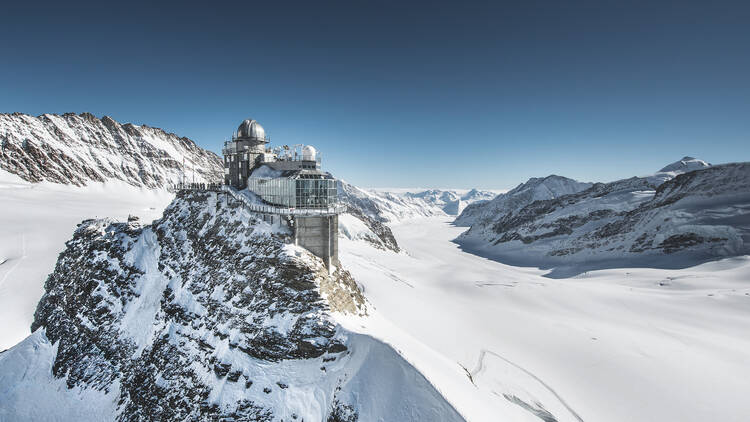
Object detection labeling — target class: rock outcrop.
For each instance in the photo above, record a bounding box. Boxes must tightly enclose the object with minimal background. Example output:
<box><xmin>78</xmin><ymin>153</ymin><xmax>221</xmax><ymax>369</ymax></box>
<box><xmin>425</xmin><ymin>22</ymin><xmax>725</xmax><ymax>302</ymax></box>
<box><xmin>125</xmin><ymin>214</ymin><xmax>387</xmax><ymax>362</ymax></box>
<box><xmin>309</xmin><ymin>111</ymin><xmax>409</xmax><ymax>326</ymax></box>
<box><xmin>0</xmin><ymin>191</ymin><xmax>463</xmax><ymax>421</ymax></box>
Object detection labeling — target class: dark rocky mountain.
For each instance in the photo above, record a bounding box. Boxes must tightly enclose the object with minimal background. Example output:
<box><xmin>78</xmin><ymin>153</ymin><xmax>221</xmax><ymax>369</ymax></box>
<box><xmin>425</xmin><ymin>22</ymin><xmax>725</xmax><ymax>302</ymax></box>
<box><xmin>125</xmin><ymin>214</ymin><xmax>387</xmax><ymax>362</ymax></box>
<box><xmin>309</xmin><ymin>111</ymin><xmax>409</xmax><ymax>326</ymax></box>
<box><xmin>0</xmin><ymin>112</ymin><xmax>223</xmax><ymax>188</ymax></box>
<box><xmin>0</xmin><ymin>191</ymin><xmax>463</xmax><ymax>421</ymax></box>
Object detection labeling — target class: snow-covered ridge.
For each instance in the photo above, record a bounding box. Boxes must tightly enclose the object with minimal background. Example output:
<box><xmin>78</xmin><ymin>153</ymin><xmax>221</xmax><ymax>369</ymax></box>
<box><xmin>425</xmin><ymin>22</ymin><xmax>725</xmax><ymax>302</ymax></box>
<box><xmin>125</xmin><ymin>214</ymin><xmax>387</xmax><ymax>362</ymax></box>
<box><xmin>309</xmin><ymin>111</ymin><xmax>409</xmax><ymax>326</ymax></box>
<box><xmin>659</xmin><ymin>156</ymin><xmax>711</xmax><ymax>174</ymax></box>
<box><xmin>456</xmin><ymin>159</ymin><xmax>750</xmax><ymax>275</ymax></box>
<box><xmin>0</xmin><ymin>191</ymin><xmax>462</xmax><ymax>421</ymax></box>
<box><xmin>0</xmin><ymin>112</ymin><xmax>223</xmax><ymax>188</ymax></box>
<box><xmin>455</xmin><ymin>175</ymin><xmax>593</xmax><ymax>227</ymax></box>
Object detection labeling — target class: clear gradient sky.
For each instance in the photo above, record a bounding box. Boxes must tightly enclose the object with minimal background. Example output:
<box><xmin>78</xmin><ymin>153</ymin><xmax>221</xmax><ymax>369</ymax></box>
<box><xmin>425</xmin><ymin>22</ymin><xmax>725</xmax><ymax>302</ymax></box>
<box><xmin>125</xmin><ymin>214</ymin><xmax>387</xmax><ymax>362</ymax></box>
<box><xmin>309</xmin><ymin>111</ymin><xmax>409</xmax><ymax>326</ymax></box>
<box><xmin>1</xmin><ymin>1</ymin><xmax>748</xmax><ymax>189</ymax></box>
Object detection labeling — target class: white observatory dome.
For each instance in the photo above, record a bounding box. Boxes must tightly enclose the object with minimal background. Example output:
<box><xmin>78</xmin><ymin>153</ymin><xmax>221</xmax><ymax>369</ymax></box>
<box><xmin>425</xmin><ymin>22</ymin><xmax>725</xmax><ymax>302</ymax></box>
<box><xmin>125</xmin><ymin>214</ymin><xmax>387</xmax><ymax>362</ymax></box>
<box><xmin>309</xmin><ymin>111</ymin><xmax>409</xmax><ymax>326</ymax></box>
<box><xmin>236</xmin><ymin>119</ymin><xmax>266</xmax><ymax>141</ymax></box>
<box><xmin>302</xmin><ymin>145</ymin><xmax>317</xmax><ymax>161</ymax></box>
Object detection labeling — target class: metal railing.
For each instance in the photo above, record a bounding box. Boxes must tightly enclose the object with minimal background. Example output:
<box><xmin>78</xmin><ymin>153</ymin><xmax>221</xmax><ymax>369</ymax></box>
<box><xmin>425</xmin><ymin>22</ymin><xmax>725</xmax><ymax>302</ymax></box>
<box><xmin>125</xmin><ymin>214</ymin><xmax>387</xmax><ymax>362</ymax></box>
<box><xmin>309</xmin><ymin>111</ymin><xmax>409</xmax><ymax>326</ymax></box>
<box><xmin>222</xmin><ymin>185</ymin><xmax>344</xmax><ymax>216</ymax></box>
<box><xmin>175</xmin><ymin>183</ymin><xmax>344</xmax><ymax>216</ymax></box>
<box><xmin>175</xmin><ymin>182</ymin><xmax>223</xmax><ymax>192</ymax></box>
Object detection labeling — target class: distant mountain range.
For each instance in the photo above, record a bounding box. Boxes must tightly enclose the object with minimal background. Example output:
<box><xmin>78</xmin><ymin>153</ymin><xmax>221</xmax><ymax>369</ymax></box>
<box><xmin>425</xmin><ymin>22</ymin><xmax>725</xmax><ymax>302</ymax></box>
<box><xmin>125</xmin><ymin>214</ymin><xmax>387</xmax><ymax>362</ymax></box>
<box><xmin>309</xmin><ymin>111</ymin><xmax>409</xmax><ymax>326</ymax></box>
<box><xmin>454</xmin><ymin>157</ymin><xmax>750</xmax><ymax>275</ymax></box>
<box><xmin>0</xmin><ymin>112</ymin><xmax>223</xmax><ymax>188</ymax></box>
<box><xmin>336</xmin><ymin>182</ymin><xmax>497</xmax><ymax>251</ymax></box>
<box><xmin>403</xmin><ymin>188</ymin><xmax>497</xmax><ymax>215</ymax></box>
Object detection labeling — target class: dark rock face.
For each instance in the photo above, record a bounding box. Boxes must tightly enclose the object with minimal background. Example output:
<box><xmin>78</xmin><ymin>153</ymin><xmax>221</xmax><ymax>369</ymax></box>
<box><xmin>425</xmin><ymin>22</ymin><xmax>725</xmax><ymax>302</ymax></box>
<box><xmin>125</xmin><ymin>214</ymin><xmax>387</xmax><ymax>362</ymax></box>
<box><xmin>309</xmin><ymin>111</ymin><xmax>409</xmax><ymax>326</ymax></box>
<box><xmin>344</xmin><ymin>206</ymin><xmax>401</xmax><ymax>252</ymax></box>
<box><xmin>31</xmin><ymin>191</ymin><xmax>365</xmax><ymax>420</ymax></box>
<box><xmin>0</xmin><ymin>112</ymin><xmax>223</xmax><ymax>188</ymax></box>
<box><xmin>335</xmin><ymin>182</ymin><xmax>401</xmax><ymax>252</ymax></box>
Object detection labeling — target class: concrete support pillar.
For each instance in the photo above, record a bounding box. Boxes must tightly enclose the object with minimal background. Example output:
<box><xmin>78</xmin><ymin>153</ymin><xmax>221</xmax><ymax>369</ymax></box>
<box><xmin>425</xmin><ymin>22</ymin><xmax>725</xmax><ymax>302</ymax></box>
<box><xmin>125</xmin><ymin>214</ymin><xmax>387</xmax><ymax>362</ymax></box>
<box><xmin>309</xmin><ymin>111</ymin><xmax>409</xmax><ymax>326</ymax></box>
<box><xmin>293</xmin><ymin>215</ymin><xmax>339</xmax><ymax>272</ymax></box>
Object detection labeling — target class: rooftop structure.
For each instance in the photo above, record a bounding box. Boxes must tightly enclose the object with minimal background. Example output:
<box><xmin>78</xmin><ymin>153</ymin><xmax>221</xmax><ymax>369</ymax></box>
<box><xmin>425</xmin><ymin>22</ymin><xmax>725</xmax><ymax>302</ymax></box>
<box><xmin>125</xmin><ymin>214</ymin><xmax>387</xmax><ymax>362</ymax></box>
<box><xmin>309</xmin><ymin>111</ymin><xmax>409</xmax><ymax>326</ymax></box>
<box><xmin>222</xmin><ymin>118</ymin><xmax>341</xmax><ymax>269</ymax></box>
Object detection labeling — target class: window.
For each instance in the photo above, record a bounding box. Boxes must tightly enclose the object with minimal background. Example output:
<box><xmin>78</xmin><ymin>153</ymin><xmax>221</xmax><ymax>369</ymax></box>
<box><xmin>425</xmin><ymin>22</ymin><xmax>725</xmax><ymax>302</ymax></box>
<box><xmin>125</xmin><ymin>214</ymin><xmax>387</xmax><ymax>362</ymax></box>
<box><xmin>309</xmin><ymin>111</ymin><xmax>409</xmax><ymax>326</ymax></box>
<box><xmin>246</xmin><ymin>177</ymin><xmax>337</xmax><ymax>209</ymax></box>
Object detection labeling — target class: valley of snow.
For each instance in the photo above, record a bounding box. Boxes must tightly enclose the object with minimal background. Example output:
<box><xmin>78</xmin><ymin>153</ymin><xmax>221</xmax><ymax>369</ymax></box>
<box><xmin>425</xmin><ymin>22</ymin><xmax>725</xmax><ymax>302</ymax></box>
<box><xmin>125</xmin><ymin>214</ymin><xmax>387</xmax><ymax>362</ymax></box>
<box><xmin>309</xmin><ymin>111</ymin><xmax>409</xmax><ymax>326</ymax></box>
<box><xmin>337</xmin><ymin>217</ymin><xmax>750</xmax><ymax>422</ymax></box>
<box><xmin>0</xmin><ymin>170</ymin><xmax>174</xmax><ymax>350</ymax></box>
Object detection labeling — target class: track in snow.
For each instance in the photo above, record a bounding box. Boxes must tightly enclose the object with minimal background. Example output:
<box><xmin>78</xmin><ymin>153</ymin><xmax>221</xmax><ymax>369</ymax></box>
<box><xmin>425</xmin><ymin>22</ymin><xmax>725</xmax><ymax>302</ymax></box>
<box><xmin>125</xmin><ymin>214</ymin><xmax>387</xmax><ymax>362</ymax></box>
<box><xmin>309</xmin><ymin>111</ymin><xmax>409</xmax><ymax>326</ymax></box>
<box><xmin>467</xmin><ymin>348</ymin><xmax>584</xmax><ymax>422</ymax></box>
<box><xmin>0</xmin><ymin>234</ymin><xmax>26</xmax><ymax>289</ymax></box>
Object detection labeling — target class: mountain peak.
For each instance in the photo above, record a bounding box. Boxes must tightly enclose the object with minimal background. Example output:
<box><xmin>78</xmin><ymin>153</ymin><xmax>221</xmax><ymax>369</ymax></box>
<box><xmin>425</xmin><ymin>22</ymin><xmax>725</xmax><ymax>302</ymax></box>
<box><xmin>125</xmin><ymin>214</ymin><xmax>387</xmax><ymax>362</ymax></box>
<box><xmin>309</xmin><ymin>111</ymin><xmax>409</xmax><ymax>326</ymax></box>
<box><xmin>658</xmin><ymin>157</ymin><xmax>711</xmax><ymax>174</ymax></box>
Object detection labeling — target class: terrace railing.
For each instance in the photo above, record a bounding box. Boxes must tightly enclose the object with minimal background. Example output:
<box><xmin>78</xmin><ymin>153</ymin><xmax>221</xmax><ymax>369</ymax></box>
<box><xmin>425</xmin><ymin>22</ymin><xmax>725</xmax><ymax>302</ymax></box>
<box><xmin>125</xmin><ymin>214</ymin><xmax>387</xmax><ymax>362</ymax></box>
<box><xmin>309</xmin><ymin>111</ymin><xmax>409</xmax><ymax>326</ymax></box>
<box><xmin>175</xmin><ymin>183</ymin><xmax>344</xmax><ymax>216</ymax></box>
<box><xmin>222</xmin><ymin>185</ymin><xmax>344</xmax><ymax>216</ymax></box>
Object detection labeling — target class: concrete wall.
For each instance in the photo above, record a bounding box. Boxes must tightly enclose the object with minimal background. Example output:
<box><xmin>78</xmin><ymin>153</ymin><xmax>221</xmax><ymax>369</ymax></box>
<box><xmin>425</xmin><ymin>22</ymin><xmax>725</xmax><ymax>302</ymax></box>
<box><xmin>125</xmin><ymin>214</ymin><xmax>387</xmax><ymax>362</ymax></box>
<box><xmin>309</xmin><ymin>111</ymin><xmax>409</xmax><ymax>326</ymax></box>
<box><xmin>294</xmin><ymin>215</ymin><xmax>339</xmax><ymax>270</ymax></box>
<box><xmin>225</xmin><ymin>150</ymin><xmax>262</xmax><ymax>188</ymax></box>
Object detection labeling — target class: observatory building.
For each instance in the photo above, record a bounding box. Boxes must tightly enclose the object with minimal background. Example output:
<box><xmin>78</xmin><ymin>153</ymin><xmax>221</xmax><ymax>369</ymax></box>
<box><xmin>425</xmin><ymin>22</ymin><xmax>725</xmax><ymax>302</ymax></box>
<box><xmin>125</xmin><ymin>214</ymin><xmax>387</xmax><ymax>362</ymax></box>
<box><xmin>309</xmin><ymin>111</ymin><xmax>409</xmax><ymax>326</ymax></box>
<box><xmin>222</xmin><ymin>118</ymin><xmax>340</xmax><ymax>269</ymax></box>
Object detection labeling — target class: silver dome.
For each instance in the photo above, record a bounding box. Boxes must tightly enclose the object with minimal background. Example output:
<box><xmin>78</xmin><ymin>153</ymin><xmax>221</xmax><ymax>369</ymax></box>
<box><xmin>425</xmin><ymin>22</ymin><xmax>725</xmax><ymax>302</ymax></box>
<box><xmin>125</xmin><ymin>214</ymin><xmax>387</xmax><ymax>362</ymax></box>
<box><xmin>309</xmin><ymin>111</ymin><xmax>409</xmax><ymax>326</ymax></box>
<box><xmin>236</xmin><ymin>119</ymin><xmax>266</xmax><ymax>141</ymax></box>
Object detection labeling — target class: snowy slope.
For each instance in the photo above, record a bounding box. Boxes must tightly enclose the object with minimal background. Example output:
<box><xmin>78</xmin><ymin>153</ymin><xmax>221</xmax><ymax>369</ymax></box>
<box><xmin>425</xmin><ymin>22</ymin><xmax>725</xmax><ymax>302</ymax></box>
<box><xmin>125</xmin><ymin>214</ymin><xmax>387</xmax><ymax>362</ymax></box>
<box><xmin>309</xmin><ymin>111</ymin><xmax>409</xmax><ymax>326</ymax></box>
<box><xmin>0</xmin><ymin>112</ymin><xmax>223</xmax><ymax>188</ymax></box>
<box><xmin>338</xmin><ymin>217</ymin><xmax>750</xmax><ymax>422</ymax></box>
<box><xmin>0</xmin><ymin>170</ymin><xmax>174</xmax><ymax>350</ymax></box>
<box><xmin>0</xmin><ymin>191</ymin><xmax>463</xmax><ymax>421</ymax></box>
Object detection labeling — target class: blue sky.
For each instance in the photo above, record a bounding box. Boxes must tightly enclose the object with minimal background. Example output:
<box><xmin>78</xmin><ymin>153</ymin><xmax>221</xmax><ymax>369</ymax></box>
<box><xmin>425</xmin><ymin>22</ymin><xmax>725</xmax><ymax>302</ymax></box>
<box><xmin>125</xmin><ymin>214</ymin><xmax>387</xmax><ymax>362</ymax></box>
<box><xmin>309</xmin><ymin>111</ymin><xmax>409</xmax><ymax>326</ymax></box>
<box><xmin>1</xmin><ymin>1</ymin><xmax>748</xmax><ymax>189</ymax></box>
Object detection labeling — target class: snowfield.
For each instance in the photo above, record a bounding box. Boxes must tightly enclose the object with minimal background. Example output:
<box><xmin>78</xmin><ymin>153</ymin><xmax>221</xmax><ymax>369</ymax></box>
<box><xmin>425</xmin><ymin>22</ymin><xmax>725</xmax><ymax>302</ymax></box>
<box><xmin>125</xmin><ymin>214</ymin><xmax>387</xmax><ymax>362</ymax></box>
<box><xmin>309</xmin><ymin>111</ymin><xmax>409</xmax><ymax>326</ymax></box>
<box><xmin>337</xmin><ymin>216</ymin><xmax>750</xmax><ymax>422</ymax></box>
<box><xmin>0</xmin><ymin>170</ymin><xmax>174</xmax><ymax>350</ymax></box>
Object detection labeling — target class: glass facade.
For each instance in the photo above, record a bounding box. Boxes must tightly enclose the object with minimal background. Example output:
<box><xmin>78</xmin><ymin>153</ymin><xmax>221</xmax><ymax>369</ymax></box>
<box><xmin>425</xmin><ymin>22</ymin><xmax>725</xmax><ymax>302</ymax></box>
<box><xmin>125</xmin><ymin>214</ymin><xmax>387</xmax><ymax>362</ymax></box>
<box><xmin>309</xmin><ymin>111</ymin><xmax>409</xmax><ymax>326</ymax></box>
<box><xmin>247</xmin><ymin>176</ymin><xmax>337</xmax><ymax>209</ymax></box>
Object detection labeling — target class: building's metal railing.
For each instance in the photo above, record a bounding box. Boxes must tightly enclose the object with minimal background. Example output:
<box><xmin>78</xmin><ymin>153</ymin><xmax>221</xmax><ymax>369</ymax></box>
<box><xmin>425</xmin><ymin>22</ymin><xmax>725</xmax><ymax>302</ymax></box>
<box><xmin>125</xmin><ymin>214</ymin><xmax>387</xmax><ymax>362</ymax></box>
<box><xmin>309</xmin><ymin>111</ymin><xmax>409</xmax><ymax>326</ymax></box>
<box><xmin>174</xmin><ymin>182</ymin><xmax>223</xmax><ymax>192</ymax></box>
<box><xmin>223</xmin><ymin>185</ymin><xmax>344</xmax><ymax>216</ymax></box>
<box><xmin>222</xmin><ymin>144</ymin><xmax>257</xmax><ymax>155</ymax></box>
<box><xmin>175</xmin><ymin>183</ymin><xmax>344</xmax><ymax>216</ymax></box>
